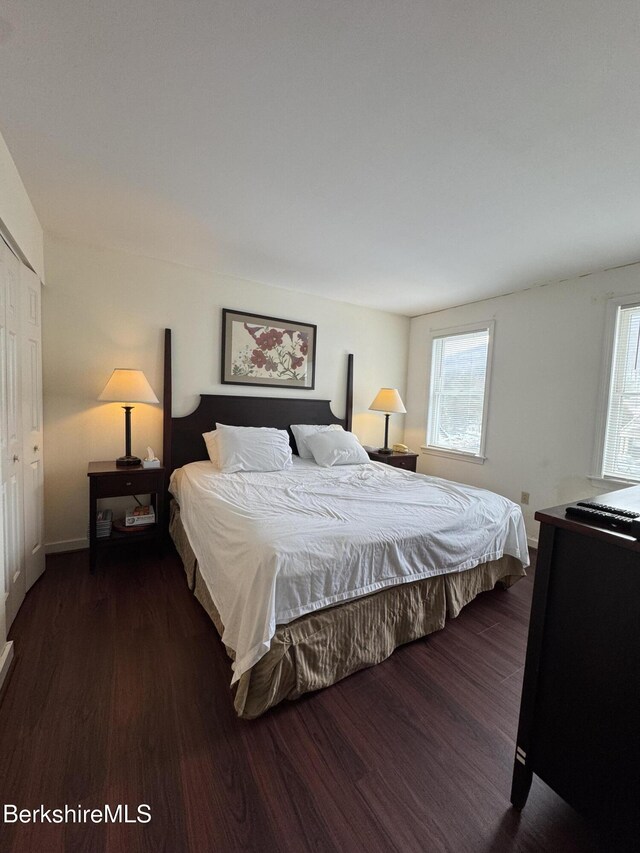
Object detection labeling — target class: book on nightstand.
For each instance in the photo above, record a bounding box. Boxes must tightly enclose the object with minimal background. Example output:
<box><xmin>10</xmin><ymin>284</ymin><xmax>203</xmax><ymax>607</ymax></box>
<box><xmin>88</xmin><ymin>508</ymin><xmax>113</xmax><ymax>539</ymax></box>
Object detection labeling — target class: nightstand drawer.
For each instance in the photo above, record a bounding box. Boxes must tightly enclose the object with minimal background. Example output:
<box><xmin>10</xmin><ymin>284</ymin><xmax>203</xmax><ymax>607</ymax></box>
<box><xmin>366</xmin><ymin>449</ymin><xmax>418</xmax><ymax>472</ymax></box>
<box><xmin>92</xmin><ymin>471</ymin><xmax>161</xmax><ymax>498</ymax></box>
<box><xmin>392</xmin><ymin>455</ymin><xmax>416</xmax><ymax>470</ymax></box>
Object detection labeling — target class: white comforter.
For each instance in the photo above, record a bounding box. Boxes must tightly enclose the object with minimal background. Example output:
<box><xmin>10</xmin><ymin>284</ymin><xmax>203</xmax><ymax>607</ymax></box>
<box><xmin>170</xmin><ymin>458</ymin><xmax>528</xmax><ymax>684</ymax></box>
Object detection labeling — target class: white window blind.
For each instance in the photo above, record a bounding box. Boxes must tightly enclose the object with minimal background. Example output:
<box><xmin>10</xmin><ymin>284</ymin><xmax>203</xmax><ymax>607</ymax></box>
<box><xmin>427</xmin><ymin>326</ymin><xmax>491</xmax><ymax>457</ymax></box>
<box><xmin>602</xmin><ymin>302</ymin><xmax>640</xmax><ymax>481</ymax></box>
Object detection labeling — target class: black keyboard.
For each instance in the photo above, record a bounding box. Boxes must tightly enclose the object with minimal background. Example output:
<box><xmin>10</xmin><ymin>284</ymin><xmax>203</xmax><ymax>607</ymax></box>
<box><xmin>576</xmin><ymin>501</ymin><xmax>640</xmax><ymax>519</ymax></box>
<box><xmin>565</xmin><ymin>505</ymin><xmax>640</xmax><ymax>537</ymax></box>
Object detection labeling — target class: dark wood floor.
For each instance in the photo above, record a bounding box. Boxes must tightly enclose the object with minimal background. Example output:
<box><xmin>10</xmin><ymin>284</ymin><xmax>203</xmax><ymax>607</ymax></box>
<box><xmin>0</xmin><ymin>547</ymin><xmax>606</xmax><ymax>853</ymax></box>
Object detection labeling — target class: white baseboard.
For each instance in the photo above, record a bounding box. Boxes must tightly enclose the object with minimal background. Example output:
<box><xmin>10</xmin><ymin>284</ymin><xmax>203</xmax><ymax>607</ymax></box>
<box><xmin>527</xmin><ymin>535</ymin><xmax>539</xmax><ymax>550</ymax></box>
<box><xmin>45</xmin><ymin>538</ymin><xmax>88</xmax><ymax>554</ymax></box>
<box><xmin>0</xmin><ymin>641</ymin><xmax>14</xmax><ymax>693</ymax></box>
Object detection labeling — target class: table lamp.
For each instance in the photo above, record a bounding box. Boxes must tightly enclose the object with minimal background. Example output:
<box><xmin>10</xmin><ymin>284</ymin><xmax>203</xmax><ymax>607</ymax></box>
<box><xmin>98</xmin><ymin>369</ymin><xmax>159</xmax><ymax>466</ymax></box>
<box><xmin>369</xmin><ymin>388</ymin><xmax>406</xmax><ymax>454</ymax></box>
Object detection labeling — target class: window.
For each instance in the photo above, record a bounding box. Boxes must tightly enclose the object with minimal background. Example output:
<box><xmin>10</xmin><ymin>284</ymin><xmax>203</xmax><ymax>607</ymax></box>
<box><xmin>598</xmin><ymin>297</ymin><xmax>640</xmax><ymax>483</ymax></box>
<box><xmin>424</xmin><ymin>322</ymin><xmax>494</xmax><ymax>463</ymax></box>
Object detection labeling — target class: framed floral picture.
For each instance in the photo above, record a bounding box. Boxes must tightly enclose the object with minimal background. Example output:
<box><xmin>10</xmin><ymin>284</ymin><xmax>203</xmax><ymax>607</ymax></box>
<box><xmin>221</xmin><ymin>309</ymin><xmax>317</xmax><ymax>389</ymax></box>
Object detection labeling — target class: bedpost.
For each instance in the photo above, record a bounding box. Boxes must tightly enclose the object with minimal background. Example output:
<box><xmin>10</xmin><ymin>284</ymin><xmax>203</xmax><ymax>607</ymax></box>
<box><xmin>345</xmin><ymin>353</ymin><xmax>353</xmax><ymax>432</ymax></box>
<box><xmin>162</xmin><ymin>328</ymin><xmax>172</xmax><ymax>533</ymax></box>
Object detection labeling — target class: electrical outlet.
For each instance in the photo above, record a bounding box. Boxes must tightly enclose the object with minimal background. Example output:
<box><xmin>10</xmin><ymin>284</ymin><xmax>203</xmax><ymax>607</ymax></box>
<box><xmin>520</xmin><ymin>491</ymin><xmax>530</xmax><ymax>505</ymax></box>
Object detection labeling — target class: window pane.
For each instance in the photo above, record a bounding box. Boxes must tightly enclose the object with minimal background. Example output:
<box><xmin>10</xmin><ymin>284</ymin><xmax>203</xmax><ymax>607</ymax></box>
<box><xmin>602</xmin><ymin>304</ymin><xmax>640</xmax><ymax>480</ymax></box>
<box><xmin>428</xmin><ymin>328</ymin><xmax>490</xmax><ymax>455</ymax></box>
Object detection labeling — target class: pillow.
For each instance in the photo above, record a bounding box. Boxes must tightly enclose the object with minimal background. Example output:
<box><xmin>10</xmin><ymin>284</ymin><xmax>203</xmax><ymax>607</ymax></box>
<box><xmin>202</xmin><ymin>429</ymin><xmax>220</xmax><ymax>467</ymax></box>
<box><xmin>214</xmin><ymin>424</ymin><xmax>293</xmax><ymax>473</ymax></box>
<box><xmin>290</xmin><ymin>423</ymin><xmax>343</xmax><ymax>458</ymax></box>
<box><xmin>305</xmin><ymin>430</ymin><xmax>369</xmax><ymax>467</ymax></box>
<box><xmin>202</xmin><ymin>423</ymin><xmax>287</xmax><ymax>469</ymax></box>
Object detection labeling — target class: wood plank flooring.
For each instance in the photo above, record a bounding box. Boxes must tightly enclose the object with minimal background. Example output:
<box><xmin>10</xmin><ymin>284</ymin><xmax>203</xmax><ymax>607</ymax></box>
<box><xmin>0</xmin><ymin>547</ymin><xmax>607</xmax><ymax>853</ymax></box>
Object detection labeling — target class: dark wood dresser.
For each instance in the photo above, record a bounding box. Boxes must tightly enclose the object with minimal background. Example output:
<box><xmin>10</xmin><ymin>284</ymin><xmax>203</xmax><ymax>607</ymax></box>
<box><xmin>511</xmin><ymin>485</ymin><xmax>640</xmax><ymax>848</ymax></box>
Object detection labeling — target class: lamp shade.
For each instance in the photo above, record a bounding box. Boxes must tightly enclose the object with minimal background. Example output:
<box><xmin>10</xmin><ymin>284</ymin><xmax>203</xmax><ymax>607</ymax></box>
<box><xmin>369</xmin><ymin>388</ymin><xmax>406</xmax><ymax>414</ymax></box>
<box><xmin>98</xmin><ymin>369</ymin><xmax>159</xmax><ymax>404</ymax></box>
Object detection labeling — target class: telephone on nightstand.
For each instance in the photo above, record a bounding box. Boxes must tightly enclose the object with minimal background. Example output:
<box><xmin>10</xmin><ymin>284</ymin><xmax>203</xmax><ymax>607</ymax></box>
<box><xmin>392</xmin><ymin>443</ymin><xmax>409</xmax><ymax>453</ymax></box>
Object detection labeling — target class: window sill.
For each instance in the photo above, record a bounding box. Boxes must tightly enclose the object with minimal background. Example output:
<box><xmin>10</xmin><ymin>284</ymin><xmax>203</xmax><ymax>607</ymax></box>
<box><xmin>420</xmin><ymin>446</ymin><xmax>486</xmax><ymax>465</ymax></box>
<box><xmin>588</xmin><ymin>474</ymin><xmax>640</xmax><ymax>490</ymax></box>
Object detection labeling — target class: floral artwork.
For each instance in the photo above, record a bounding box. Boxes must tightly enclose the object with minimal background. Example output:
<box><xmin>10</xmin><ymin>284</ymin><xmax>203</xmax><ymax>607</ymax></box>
<box><xmin>221</xmin><ymin>310</ymin><xmax>316</xmax><ymax>388</ymax></box>
<box><xmin>235</xmin><ymin>324</ymin><xmax>307</xmax><ymax>379</ymax></box>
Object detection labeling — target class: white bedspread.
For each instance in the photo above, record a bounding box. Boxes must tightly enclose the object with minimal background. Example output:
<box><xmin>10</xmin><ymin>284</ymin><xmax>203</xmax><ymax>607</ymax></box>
<box><xmin>170</xmin><ymin>458</ymin><xmax>529</xmax><ymax>684</ymax></box>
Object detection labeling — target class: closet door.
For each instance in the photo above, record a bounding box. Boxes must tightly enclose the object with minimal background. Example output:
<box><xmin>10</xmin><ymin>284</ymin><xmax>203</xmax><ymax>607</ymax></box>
<box><xmin>0</xmin><ymin>241</ymin><xmax>6</xmax><ymax>633</ymax></box>
<box><xmin>0</xmin><ymin>240</ymin><xmax>25</xmax><ymax>629</ymax></box>
<box><xmin>21</xmin><ymin>264</ymin><xmax>44</xmax><ymax>590</ymax></box>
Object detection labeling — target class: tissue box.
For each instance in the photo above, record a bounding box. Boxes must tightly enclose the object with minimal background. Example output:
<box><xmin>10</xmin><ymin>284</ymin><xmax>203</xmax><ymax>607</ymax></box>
<box><xmin>125</xmin><ymin>506</ymin><xmax>155</xmax><ymax>526</ymax></box>
<box><xmin>142</xmin><ymin>459</ymin><xmax>160</xmax><ymax>468</ymax></box>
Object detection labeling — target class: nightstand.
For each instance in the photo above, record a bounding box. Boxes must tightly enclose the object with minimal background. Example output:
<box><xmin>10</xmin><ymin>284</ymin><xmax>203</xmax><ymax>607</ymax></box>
<box><xmin>366</xmin><ymin>449</ymin><xmax>419</xmax><ymax>472</ymax></box>
<box><xmin>87</xmin><ymin>461</ymin><xmax>165</xmax><ymax>572</ymax></box>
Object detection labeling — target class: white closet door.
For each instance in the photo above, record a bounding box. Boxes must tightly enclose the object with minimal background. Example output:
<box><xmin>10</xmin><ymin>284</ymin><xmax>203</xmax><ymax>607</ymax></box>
<box><xmin>0</xmin><ymin>240</ymin><xmax>25</xmax><ymax>629</ymax></box>
<box><xmin>0</xmin><ymin>241</ymin><xmax>6</xmax><ymax>637</ymax></box>
<box><xmin>21</xmin><ymin>264</ymin><xmax>44</xmax><ymax>590</ymax></box>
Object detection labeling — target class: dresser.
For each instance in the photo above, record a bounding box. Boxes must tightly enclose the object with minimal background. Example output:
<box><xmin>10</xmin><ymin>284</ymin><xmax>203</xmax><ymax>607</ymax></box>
<box><xmin>511</xmin><ymin>485</ymin><xmax>640</xmax><ymax>847</ymax></box>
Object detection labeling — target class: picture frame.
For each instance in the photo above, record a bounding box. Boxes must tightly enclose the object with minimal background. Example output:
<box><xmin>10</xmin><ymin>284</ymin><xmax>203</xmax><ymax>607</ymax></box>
<box><xmin>221</xmin><ymin>309</ymin><xmax>317</xmax><ymax>389</ymax></box>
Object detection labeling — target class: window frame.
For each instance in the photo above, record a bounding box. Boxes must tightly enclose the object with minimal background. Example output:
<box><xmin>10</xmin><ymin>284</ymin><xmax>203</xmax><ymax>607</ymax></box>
<box><xmin>592</xmin><ymin>293</ymin><xmax>640</xmax><ymax>487</ymax></box>
<box><xmin>422</xmin><ymin>320</ymin><xmax>495</xmax><ymax>465</ymax></box>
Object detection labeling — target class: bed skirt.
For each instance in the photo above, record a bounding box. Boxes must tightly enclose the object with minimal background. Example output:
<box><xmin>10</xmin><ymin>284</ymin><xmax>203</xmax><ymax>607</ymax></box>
<box><xmin>170</xmin><ymin>500</ymin><xmax>526</xmax><ymax>718</ymax></box>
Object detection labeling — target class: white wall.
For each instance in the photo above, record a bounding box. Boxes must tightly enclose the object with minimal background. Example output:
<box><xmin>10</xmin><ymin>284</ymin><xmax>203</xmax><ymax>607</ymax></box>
<box><xmin>0</xmin><ymin>131</ymin><xmax>44</xmax><ymax>283</ymax></box>
<box><xmin>404</xmin><ymin>264</ymin><xmax>640</xmax><ymax>544</ymax></box>
<box><xmin>43</xmin><ymin>234</ymin><xmax>410</xmax><ymax>549</ymax></box>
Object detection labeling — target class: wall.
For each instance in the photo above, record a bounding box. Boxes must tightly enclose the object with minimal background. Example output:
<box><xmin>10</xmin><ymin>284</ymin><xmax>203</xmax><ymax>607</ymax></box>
<box><xmin>0</xmin><ymin>131</ymin><xmax>44</xmax><ymax>283</ymax></box>
<box><xmin>43</xmin><ymin>234</ymin><xmax>410</xmax><ymax>549</ymax></box>
<box><xmin>404</xmin><ymin>263</ymin><xmax>640</xmax><ymax>544</ymax></box>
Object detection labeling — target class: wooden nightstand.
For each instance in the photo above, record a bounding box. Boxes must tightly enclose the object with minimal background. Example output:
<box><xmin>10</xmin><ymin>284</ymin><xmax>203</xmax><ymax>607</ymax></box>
<box><xmin>366</xmin><ymin>449</ymin><xmax>419</xmax><ymax>472</ymax></box>
<box><xmin>87</xmin><ymin>461</ymin><xmax>165</xmax><ymax>572</ymax></box>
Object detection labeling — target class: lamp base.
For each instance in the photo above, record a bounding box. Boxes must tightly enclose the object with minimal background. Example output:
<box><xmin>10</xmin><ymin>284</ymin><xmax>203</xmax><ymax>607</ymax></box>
<box><xmin>377</xmin><ymin>447</ymin><xmax>393</xmax><ymax>455</ymax></box>
<box><xmin>116</xmin><ymin>455</ymin><xmax>141</xmax><ymax>467</ymax></box>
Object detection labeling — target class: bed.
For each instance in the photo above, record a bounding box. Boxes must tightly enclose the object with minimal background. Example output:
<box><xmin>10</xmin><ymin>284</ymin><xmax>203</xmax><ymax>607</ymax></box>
<box><xmin>162</xmin><ymin>330</ymin><xmax>529</xmax><ymax>718</ymax></box>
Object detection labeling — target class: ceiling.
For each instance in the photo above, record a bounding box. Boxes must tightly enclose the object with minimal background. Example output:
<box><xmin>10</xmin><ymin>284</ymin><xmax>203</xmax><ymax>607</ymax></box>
<box><xmin>1</xmin><ymin>1</ymin><xmax>639</xmax><ymax>316</ymax></box>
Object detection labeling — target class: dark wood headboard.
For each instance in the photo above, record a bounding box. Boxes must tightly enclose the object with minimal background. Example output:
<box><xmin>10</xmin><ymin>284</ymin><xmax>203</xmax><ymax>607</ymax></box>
<box><xmin>162</xmin><ymin>328</ymin><xmax>353</xmax><ymax>490</ymax></box>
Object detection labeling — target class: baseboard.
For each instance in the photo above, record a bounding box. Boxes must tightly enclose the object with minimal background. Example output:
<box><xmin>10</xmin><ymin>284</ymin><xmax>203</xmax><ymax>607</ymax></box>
<box><xmin>0</xmin><ymin>641</ymin><xmax>14</xmax><ymax>695</ymax></box>
<box><xmin>527</xmin><ymin>535</ymin><xmax>539</xmax><ymax>550</ymax></box>
<box><xmin>45</xmin><ymin>538</ymin><xmax>88</xmax><ymax>554</ymax></box>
